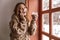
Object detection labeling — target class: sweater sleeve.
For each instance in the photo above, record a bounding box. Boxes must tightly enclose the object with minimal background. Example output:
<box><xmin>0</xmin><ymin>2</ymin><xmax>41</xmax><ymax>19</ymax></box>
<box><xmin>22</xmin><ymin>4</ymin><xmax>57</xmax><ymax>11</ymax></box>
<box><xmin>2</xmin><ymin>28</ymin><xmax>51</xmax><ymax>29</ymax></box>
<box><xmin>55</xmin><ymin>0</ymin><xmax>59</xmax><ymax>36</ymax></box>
<box><xmin>27</xmin><ymin>20</ymin><xmax>37</xmax><ymax>35</ymax></box>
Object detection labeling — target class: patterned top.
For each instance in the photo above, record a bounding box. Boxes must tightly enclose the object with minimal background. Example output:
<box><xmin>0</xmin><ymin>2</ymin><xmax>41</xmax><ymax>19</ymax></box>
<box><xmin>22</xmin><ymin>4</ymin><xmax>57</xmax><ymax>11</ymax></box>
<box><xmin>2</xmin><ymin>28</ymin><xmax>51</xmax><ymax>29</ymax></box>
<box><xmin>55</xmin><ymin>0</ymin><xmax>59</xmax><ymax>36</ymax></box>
<box><xmin>9</xmin><ymin>14</ymin><xmax>37</xmax><ymax>40</ymax></box>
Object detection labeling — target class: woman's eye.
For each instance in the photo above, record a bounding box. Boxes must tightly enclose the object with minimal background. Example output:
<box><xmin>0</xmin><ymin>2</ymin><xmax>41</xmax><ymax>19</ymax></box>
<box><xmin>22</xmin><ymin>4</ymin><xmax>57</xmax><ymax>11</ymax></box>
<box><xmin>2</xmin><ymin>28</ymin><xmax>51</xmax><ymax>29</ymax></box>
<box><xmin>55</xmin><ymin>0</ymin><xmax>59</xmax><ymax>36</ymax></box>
<box><xmin>23</xmin><ymin>12</ymin><xmax>25</xmax><ymax>13</ymax></box>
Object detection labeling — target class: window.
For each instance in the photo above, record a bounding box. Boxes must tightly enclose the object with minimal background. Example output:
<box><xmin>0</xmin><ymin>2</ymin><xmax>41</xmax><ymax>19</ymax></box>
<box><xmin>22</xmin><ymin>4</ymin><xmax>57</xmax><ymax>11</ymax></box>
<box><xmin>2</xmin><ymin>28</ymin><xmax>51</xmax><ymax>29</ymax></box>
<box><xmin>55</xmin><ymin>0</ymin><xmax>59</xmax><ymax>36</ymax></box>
<box><xmin>42</xmin><ymin>0</ymin><xmax>49</xmax><ymax>11</ymax></box>
<box><xmin>42</xmin><ymin>13</ymin><xmax>49</xmax><ymax>33</ymax></box>
<box><xmin>52</xmin><ymin>0</ymin><xmax>60</xmax><ymax>8</ymax></box>
<box><xmin>52</xmin><ymin>11</ymin><xmax>60</xmax><ymax>38</ymax></box>
<box><xmin>39</xmin><ymin>0</ymin><xmax>60</xmax><ymax>40</ymax></box>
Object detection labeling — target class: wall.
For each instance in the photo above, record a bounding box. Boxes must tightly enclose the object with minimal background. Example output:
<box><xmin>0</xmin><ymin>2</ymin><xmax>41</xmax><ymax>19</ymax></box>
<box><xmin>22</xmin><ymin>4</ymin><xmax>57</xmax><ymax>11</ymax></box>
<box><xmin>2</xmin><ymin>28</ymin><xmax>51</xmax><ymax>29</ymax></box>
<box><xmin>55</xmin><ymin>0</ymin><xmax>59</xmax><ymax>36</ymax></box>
<box><xmin>0</xmin><ymin>0</ymin><xmax>25</xmax><ymax>40</ymax></box>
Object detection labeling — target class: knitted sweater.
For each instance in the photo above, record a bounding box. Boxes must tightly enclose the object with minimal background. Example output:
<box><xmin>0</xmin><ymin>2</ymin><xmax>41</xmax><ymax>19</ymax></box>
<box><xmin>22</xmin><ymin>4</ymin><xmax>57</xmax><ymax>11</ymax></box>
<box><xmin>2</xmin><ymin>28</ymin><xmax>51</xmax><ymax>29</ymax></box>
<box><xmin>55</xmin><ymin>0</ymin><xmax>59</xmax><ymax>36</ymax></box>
<box><xmin>9</xmin><ymin>14</ymin><xmax>37</xmax><ymax>40</ymax></box>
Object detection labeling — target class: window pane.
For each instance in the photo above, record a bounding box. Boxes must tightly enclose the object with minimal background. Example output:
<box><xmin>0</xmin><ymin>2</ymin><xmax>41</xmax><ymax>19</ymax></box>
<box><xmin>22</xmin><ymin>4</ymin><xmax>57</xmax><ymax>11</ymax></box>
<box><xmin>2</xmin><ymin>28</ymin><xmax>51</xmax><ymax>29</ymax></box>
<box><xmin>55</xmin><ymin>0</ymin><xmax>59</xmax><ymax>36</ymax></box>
<box><xmin>42</xmin><ymin>13</ymin><xmax>49</xmax><ymax>33</ymax></box>
<box><xmin>52</xmin><ymin>11</ymin><xmax>60</xmax><ymax>38</ymax></box>
<box><xmin>42</xmin><ymin>0</ymin><xmax>49</xmax><ymax>11</ymax></box>
<box><xmin>52</xmin><ymin>0</ymin><xmax>60</xmax><ymax>8</ymax></box>
<box><xmin>42</xmin><ymin>34</ymin><xmax>49</xmax><ymax>40</ymax></box>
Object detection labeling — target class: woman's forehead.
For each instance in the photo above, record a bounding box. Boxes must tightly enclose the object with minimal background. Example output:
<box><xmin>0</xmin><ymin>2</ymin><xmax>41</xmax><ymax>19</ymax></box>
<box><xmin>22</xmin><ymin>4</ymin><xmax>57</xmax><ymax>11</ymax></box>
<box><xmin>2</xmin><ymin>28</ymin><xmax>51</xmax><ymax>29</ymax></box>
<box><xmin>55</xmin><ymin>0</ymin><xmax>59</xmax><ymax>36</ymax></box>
<box><xmin>19</xmin><ymin>4</ymin><xmax>25</xmax><ymax>8</ymax></box>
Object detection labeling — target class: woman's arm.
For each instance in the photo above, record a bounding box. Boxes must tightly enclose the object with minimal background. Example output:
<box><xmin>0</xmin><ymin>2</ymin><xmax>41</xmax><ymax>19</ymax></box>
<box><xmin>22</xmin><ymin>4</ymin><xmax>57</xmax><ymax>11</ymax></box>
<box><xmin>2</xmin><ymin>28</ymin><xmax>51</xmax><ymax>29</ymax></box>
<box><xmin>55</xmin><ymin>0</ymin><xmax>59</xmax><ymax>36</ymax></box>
<box><xmin>27</xmin><ymin>13</ymin><xmax>38</xmax><ymax>35</ymax></box>
<box><xmin>27</xmin><ymin>20</ymin><xmax>37</xmax><ymax>35</ymax></box>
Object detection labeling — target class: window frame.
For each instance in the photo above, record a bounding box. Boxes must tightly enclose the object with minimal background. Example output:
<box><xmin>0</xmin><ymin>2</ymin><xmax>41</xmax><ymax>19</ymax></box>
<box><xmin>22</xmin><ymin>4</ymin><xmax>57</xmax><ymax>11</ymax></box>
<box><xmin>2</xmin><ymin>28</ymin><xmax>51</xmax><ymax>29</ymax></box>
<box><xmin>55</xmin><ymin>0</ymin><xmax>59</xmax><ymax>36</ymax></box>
<box><xmin>38</xmin><ymin>0</ymin><xmax>60</xmax><ymax>40</ymax></box>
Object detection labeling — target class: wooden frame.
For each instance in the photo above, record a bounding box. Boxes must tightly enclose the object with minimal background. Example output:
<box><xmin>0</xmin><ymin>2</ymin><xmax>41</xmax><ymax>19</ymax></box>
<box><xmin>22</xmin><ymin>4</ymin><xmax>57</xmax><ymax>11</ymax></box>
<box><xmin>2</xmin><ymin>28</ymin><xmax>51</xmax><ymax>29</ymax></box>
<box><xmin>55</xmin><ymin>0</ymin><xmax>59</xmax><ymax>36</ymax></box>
<box><xmin>38</xmin><ymin>0</ymin><xmax>60</xmax><ymax>40</ymax></box>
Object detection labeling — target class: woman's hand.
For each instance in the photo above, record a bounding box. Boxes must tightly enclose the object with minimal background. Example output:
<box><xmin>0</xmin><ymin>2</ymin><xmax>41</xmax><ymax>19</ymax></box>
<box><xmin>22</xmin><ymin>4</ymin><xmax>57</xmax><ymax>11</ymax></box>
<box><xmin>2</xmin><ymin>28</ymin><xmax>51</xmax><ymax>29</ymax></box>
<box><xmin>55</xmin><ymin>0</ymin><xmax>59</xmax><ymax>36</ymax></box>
<box><xmin>32</xmin><ymin>12</ymin><xmax>38</xmax><ymax>21</ymax></box>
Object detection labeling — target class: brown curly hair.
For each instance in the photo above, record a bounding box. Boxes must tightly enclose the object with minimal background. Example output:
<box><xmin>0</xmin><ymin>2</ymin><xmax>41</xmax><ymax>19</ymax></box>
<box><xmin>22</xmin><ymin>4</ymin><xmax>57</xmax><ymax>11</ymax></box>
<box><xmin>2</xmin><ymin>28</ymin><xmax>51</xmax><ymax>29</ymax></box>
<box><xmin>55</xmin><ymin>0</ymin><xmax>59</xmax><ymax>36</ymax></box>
<box><xmin>13</xmin><ymin>2</ymin><xmax>30</xmax><ymax>22</ymax></box>
<box><xmin>14</xmin><ymin>2</ymin><xmax>26</xmax><ymax>15</ymax></box>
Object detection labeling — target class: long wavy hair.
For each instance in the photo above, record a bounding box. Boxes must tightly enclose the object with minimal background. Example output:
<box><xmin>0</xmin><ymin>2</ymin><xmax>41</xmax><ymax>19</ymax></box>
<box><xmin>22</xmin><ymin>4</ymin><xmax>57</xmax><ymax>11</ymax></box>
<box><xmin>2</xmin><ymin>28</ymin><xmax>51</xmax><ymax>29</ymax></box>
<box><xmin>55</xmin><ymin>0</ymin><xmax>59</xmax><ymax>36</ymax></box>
<box><xmin>14</xmin><ymin>2</ymin><xmax>30</xmax><ymax>22</ymax></box>
<box><xmin>14</xmin><ymin>2</ymin><xmax>26</xmax><ymax>15</ymax></box>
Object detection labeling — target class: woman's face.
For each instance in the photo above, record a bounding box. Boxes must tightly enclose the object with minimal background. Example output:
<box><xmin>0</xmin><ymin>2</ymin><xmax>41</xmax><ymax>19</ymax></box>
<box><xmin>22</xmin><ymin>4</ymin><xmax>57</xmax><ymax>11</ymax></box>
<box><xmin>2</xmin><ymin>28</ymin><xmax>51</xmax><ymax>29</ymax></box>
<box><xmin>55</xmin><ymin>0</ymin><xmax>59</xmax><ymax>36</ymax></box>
<box><xmin>18</xmin><ymin>4</ymin><xmax>27</xmax><ymax>16</ymax></box>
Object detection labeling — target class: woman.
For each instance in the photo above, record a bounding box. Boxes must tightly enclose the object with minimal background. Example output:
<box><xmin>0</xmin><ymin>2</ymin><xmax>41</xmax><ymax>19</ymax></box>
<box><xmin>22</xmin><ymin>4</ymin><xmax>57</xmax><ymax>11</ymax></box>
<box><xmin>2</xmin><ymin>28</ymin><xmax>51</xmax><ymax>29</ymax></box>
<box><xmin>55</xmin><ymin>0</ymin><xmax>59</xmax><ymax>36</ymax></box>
<box><xmin>9</xmin><ymin>2</ymin><xmax>38</xmax><ymax>40</ymax></box>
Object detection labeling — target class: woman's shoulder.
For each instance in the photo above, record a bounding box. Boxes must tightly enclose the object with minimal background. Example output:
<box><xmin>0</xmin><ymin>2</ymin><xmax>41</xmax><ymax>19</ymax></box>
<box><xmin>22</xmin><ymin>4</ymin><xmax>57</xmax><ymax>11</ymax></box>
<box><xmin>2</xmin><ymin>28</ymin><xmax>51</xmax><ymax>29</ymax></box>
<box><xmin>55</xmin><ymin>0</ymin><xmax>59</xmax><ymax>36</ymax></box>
<box><xmin>11</xmin><ymin>13</ymin><xmax>18</xmax><ymax>19</ymax></box>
